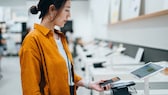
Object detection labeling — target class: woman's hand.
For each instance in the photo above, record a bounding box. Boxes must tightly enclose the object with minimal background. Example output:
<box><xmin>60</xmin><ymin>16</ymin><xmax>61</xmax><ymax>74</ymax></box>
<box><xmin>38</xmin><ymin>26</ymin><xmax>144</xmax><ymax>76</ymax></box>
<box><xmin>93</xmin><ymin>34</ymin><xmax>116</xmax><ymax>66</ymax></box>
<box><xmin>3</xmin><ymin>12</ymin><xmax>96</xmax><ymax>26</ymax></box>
<box><xmin>89</xmin><ymin>80</ymin><xmax>112</xmax><ymax>92</ymax></box>
<box><xmin>76</xmin><ymin>79</ymin><xmax>112</xmax><ymax>92</ymax></box>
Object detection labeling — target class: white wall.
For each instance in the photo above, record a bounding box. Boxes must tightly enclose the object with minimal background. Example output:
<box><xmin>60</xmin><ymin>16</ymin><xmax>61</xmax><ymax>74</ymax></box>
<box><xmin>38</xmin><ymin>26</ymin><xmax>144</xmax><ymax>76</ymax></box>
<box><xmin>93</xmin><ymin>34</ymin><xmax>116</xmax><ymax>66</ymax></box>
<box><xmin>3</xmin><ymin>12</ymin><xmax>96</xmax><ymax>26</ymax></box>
<box><xmin>0</xmin><ymin>0</ymin><xmax>26</xmax><ymax>7</ymax></box>
<box><xmin>90</xmin><ymin>0</ymin><xmax>168</xmax><ymax>50</ymax></box>
<box><xmin>71</xmin><ymin>1</ymin><xmax>92</xmax><ymax>42</ymax></box>
<box><xmin>26</xmin><ymin>1</ymin><xmax>40</xmax><ymax>28</ymax></box>
<box><xmin>88</xmin><ymin>0</ymin><xmax>110</xmax><ymax>41</ymax></box>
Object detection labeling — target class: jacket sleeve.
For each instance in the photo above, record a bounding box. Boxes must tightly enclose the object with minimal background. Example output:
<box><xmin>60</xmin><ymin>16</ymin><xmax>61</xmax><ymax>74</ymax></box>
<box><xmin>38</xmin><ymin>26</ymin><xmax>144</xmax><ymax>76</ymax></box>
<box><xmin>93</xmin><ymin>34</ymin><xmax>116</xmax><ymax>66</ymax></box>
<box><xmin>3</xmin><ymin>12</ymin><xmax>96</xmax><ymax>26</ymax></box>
<box><xmin>19</xmin><ymin>40</ymin><xmax>42</xmax><ymax>95</ymax></box>
<box><xmin>74</xmin><ymin>72</ymin><xmax>82</xmax><ymax>83</ymax></box>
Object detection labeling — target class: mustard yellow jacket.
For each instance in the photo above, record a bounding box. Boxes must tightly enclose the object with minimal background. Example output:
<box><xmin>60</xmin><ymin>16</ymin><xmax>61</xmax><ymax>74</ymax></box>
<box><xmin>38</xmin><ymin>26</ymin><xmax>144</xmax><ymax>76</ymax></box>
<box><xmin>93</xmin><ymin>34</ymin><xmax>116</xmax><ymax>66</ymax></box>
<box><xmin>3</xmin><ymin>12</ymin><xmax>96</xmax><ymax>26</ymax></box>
<box><xmin>19</xmin><ymin>24</ymin><xmax>82</xmax><ymax>95</ymax></box>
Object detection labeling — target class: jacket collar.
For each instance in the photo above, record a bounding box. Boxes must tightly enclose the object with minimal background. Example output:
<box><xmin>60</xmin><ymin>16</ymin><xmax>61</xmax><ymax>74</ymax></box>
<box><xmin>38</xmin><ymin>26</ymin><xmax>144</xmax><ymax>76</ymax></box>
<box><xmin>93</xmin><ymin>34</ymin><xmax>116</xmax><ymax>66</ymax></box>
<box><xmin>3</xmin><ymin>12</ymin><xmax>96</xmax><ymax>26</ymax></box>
<box><xmin>34</xmin><ymin>23</ymin><xmax>51</xmax><ymax>36</ymax></box>
<box><xmin>34</xmin><ymin>23</ymin><xmax>65</xmax><ymax>37</ymax></box>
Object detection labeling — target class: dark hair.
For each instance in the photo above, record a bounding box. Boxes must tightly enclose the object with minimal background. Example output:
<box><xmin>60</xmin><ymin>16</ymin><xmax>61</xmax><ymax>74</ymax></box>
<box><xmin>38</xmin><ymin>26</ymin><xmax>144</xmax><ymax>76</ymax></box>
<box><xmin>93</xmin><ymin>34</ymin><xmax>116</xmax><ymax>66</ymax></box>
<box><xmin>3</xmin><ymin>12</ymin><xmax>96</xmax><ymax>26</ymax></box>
<box><xmin>29</xmin><ymin>0</ymin><xmax>67</xmax><ymax>19</ymax></box>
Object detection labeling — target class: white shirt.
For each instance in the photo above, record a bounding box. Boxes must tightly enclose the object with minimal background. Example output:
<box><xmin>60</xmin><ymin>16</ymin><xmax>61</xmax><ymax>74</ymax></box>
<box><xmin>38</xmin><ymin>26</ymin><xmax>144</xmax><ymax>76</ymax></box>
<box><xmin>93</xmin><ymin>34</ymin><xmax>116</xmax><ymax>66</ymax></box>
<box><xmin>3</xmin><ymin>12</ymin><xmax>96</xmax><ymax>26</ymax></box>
<box><xmin>55</xmin><ymin>37</ymin><xmax>74</xmax><ymax>86</ymax></box>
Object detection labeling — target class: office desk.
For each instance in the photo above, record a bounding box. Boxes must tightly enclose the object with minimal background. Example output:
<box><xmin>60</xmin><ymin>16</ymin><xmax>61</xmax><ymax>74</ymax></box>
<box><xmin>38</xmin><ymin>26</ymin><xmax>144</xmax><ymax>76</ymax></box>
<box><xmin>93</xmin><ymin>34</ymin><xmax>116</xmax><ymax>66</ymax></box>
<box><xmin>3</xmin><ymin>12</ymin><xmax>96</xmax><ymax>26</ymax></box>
<box><xmin>81</xmin><ymin>54</ymin><xmax>142</xmax><ymax>79</ymax></box>
<box><xmin>108</xmin><ymin>54</ymin><xmax>140</xmax><ymax>65</ymax></box>
<box><xmin>78</xmin><ymin>52</ymin><xmax>143</xmax><ymax>81</ymax></box>
<box><xmin>76</xmin><ymin>43</ymin><xmax>168</xmax><ymax>95</ymax></box>
<box><xmin>89</xmin><ymin>65</ymin><xmax>168</xmax><ymax>95</ymax></box>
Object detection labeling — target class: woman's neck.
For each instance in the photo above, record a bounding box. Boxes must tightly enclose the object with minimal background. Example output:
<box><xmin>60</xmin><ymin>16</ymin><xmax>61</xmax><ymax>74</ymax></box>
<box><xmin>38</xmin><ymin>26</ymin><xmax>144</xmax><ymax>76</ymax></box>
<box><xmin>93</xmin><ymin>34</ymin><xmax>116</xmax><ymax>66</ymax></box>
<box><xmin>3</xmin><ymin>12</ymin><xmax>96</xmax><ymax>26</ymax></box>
<box><xmin>40</xmin><ymin>17</ymin><xmax>60</xmax><ymax>39</ymax></box>
<box><xmin>41</xmin><ymin>18</ymin><xmax>55</xmax><ymax>32</ymax></box>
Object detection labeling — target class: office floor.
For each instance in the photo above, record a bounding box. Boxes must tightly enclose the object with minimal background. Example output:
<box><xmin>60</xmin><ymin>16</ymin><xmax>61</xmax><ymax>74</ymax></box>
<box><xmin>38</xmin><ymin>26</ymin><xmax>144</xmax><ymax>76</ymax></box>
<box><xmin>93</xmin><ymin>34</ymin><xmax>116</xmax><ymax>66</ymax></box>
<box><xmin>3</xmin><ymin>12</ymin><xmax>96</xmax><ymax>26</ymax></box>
<box><xmin>0</xmin><ymin>56</ymin><xmax>91</xmax><ymax>95</ymax></box>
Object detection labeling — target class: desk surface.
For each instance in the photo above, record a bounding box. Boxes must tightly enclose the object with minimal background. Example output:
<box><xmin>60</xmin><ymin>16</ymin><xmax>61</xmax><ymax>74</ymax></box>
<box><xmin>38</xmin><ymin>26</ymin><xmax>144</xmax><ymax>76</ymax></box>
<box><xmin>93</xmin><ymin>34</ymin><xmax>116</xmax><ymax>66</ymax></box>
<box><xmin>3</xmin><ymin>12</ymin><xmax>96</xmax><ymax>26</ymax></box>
<box><xmin>89</xmin><ymin>65</ymin><xmax>168</xmax><ymax>82</ymax></box>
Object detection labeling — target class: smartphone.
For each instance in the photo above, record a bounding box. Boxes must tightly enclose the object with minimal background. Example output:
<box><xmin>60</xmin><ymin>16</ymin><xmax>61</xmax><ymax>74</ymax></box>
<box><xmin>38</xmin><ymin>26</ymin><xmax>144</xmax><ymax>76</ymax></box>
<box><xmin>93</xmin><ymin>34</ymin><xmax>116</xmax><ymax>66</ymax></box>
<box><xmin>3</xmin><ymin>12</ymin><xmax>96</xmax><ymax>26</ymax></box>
<box><xmin>99</xmin><ymin>77</ymin><xmax>120</xmax><ymax>87</ymax></box>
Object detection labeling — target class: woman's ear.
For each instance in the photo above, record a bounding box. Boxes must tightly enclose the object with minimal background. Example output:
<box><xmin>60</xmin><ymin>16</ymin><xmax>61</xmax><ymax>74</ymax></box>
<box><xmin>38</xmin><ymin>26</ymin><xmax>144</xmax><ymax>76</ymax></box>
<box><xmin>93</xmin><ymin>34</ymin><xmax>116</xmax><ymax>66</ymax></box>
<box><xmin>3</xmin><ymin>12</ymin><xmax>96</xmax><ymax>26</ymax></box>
<box><xmin>49</xmin><ymin>4</ymin><xmax>57</xmax><ymax>12</ymax></box>
<box><xmin>48</xmin><ymin>4</ymin><xmax>57</xmax><ymax>21</ymax></box>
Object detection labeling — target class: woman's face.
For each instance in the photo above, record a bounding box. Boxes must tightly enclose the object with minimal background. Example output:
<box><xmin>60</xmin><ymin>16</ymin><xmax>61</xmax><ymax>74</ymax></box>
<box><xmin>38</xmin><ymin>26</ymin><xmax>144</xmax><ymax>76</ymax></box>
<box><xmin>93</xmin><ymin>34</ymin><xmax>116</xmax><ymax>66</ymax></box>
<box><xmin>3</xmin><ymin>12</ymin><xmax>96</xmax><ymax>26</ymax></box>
<box><xmin>54</xmin><ymin>0</ymin><xmax>71</xmax><ymax>27</ymax></box>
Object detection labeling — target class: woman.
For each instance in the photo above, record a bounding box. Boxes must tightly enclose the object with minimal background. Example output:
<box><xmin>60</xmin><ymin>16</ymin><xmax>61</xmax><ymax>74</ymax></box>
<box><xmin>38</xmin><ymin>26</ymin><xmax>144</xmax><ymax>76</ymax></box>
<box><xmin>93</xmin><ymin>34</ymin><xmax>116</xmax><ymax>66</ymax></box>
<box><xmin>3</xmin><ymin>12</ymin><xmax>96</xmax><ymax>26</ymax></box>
<box><xmin>19</xmin><ymin>0</ymin><xmax>111</xmax><ymax>95</ymax></box>
<box><xmin>0</xmin><ymin>28</ymin><xmax>6</xmax><ymax>79</ymax></box>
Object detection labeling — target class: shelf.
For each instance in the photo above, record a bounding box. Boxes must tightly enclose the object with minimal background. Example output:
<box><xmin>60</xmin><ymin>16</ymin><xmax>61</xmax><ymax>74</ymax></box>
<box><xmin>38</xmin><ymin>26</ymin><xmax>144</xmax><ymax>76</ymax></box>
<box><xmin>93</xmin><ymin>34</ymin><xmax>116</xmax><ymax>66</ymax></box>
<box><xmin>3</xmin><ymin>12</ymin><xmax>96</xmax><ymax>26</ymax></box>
<box><xmin>107</xmin><ymin>9</ymin><xmax>168</xmax><ymax>29</ymax></box>
<box><xmin>111</xmin><ymin>9</ymin><xmax>168</xmax><ymax>25</ymax></box>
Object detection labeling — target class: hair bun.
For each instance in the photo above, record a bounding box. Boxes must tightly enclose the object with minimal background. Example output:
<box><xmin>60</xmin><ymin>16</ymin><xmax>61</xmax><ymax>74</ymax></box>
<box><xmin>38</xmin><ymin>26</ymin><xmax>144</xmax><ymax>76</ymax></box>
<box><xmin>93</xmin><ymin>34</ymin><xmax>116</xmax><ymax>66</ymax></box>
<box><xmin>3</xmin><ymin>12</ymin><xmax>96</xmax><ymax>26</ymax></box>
<box><xmin>29</xmin><ymin>6</ymin><xmax>39</xmax><ymax>14</ymax></box>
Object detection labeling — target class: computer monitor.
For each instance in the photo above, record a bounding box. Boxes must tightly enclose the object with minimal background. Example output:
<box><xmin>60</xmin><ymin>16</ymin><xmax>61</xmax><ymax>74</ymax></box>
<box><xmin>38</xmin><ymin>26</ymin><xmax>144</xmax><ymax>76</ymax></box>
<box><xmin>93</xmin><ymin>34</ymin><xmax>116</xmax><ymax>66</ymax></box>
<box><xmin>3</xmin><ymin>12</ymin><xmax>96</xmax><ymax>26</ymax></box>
<box><xmin>131</xmin><ymin>62</ymin><xmax>164</xmax><ymax>79</ymax></box>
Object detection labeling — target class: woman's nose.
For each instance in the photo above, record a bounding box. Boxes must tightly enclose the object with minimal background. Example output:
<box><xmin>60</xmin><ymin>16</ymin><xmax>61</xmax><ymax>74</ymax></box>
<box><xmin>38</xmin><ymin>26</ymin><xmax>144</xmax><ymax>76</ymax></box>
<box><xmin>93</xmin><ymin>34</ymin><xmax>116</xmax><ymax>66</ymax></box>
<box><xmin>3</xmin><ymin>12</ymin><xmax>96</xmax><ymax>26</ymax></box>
<box><xmin>67</xmin><ymin>13</ymin><xmax>71</xmax><ymax>20</ymax></box>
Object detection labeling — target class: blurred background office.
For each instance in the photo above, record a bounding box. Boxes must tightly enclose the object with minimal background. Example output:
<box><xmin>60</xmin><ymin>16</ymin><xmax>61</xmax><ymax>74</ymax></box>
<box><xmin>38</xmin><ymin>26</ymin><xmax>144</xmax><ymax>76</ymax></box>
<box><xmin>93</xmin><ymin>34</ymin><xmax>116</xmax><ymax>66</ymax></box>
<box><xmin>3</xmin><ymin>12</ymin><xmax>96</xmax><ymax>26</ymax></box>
<box><xmin>0</xmin><ymin>0</ymin><xmax>168</xmax><ymax>95</ymax></box>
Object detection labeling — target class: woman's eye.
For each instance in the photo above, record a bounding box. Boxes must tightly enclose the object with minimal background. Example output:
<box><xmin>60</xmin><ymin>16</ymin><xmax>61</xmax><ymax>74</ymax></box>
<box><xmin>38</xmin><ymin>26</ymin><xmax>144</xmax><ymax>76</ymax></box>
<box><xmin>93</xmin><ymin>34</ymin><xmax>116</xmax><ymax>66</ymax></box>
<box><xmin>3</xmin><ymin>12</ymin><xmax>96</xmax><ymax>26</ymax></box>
<box><xmin>65</xmin><ymin>9</ymin><xmax>70</xmax><ymax>12</ymax></box>
<box><xmin>66</xmin><ymin>10</ymin><xmax>69</xmax><ymax>12</ymax></box>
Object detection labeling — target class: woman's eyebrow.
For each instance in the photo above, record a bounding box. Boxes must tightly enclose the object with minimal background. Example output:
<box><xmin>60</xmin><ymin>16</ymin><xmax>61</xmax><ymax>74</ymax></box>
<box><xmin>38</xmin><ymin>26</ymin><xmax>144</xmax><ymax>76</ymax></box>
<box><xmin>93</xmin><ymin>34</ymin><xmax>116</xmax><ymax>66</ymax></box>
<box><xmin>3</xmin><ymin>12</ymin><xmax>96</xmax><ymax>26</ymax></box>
<box><xmin>65</xmin><ymin>6</ymin><xmax>71</xmax><ymax>8</ymax></box>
